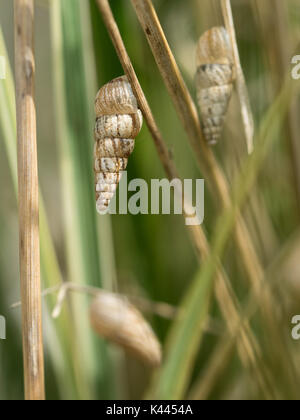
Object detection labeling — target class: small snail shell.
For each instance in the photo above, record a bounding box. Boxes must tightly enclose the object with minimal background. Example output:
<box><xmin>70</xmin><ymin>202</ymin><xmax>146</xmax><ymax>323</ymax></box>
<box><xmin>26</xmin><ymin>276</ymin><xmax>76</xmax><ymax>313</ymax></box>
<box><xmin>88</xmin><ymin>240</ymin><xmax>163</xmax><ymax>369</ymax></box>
<box><xmin>196</xmin><ymin>27</ymin><xmax>235</xmax><ymax>145</ymax></box>
<box><xmin>90</xmin><ymin>293</ymin><xmax>162</xmax><ymax>367</ymax></box>
<box><xmin>94</xmin><ymin>76</ymin><xmax>143</xmax><ymax>213</ymax></box>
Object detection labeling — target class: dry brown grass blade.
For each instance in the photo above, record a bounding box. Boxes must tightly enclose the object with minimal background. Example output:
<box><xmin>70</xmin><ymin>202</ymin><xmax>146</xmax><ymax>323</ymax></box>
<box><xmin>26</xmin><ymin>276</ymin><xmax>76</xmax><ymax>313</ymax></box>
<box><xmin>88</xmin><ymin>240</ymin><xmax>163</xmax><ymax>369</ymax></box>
<box><xmin>189</xmin><ymin>334</ymin><xmax>235</xmax><ymax>400</ymax></box>
<box><xmin>253</xmin><ymin>0</ymin><xmax>300</xmax><ymax>215</ymax></box>
<box><xmin>14</xmin><ymin>0</ymin><xmax>45</xmax><ymax>400</ymax></box>
<box><xmin>95</xmin><ymin>0</ymin><xmax>206</xmax><ymax>258</ymax></box>
<box><xmin>188</xmin><ymin>320</ymin><xmax>275</xmax><ymax>400</ymax></box>
<box><xmin>190</xmin><ymin>225</ymin><xmax>300</xmax><ymax>400</ymax></box>
<box><xmin>221</xmin><ymin>0</ymin><xmax>254</xmax><ymax>154</ymax></box>
<box><xmin>96</xmin><ymin>0</ymin><xmax>176</xmax><ymax>182</ymax></box>
<box><xmin>131</xmin><ymin>0</ymin><xmax>300</xmax><ymax>394</ymax></box>
<box><xmin>95</xmin><ymin>0</ymin><xmax>274</xmax><ymax>398</ymax></box>
<box><xmin>130</xmin><ymin>0</ymin><xmax>279</xmax><ymax>323</ymax></box>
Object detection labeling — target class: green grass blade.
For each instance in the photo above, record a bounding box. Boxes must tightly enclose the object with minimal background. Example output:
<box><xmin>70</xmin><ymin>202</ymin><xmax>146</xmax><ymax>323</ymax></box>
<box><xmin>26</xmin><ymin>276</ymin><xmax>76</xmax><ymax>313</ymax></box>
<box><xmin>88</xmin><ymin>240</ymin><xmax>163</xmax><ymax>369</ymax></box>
<box><xmin>51</xmin><ymin>0</ymin><xmax>114</xmax><ymax>399</ymax></box>
<box><xmin>150</xmin><ymin>268</ymin><xmax>214</xmax><ymax>399</ymax></box>
<box><xmin>79</xmin><ymin>0</ymin><xmax>118</xmax><ymax>292</ymax></box>
<box><xmin>0</xmin><ymin>26</ymin><xmax>17</xmax><ymax>191</ymax></box>
<box><xmin>149</xmin><ymin>77</ymin><xmax>296</xmax><ymax>400</ymax></box>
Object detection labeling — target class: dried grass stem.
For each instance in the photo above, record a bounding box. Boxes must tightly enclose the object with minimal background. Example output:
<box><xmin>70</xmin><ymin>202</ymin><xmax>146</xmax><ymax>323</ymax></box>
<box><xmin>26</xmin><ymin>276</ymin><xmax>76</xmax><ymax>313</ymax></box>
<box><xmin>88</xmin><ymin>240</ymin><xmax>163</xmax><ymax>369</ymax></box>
<box><xmin>96</xmin><ymin>0</ymin><xmax>272</xmax><ymax>397</ymax></box>
<box><xmin>14</xmin><ymin>0</ymin><xmax>45</xmax><ymax>400</ymax></box>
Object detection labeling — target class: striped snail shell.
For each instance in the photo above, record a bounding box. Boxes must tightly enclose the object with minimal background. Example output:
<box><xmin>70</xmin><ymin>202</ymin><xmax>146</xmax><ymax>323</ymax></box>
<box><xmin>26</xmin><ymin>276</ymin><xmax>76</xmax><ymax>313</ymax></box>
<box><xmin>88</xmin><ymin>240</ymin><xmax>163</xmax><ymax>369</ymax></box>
<box><xmin>90</xmin><ymin>292</ymin><xmax>162</xmax><ymax>367</ymax></box>
<box><xmin>94</xmin><ymin>76</ymin><xmax>143</xmax><ymax>213</ymax></box>
<box><xmin>196</xmin><ymin>27</ymin><xmax>235</xmax><ymax>145</ymax></box>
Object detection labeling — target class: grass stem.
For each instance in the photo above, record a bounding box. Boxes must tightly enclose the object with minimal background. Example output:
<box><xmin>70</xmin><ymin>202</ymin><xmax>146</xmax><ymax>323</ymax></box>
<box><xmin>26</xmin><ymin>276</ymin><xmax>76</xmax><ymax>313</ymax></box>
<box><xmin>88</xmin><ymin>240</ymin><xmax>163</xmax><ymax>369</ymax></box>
<box><xmin>96</xmin><ymin>0</ymin><xmax>272</xmax><ymax>398</ymax></box>
<box><xmin>130</xmin><ymin>0</ymin><xmax>278</xmax><ymax>333</ymax></box>
<box><xmin>221</xmin><ymin>0</ymin><xmax>254</xmax><ymax>154</ymax></box>
<box><xmin>14</xmin><ymin>0</ymin><xmax>45</xmax><ymax>400</ymax></box>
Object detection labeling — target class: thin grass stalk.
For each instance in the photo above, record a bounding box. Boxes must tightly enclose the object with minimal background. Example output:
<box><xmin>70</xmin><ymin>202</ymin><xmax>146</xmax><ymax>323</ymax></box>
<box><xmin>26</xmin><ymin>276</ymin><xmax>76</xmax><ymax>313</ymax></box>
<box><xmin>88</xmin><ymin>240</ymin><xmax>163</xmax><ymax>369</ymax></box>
<box><xmin>190</xmin><ymin>76</ymin><xmax>298</xmax><ymax>397</ymax></box>
<box><xmin>190</xmin><ymin>229</ymin><xmax>300</xmax><ymax>401</ymax></box>
<box><xmin>147</xmin><ymin>75</ymin><xmax>296</xmax><ymax>399</ymax></box>
<box><xmin>221</xmin><ymin>0</ymin><xmax>254</xmax><ymax>154</ymax></box>
<box><xmin>189</xmin><ymin>334</ymin><xmax>236</xmax><ymax>400</ymax></box>
<box><xmin>95</xmin><ymin>0</ymin><xmax>177</xmax><ymax>181</ymax></box>
<box><xmin>95</xmin><ymin>0</ymin><xmax>274</xmax><ymax>399</ymax></box>
<box><xmin>253</xmin><ymin>0</ymin><xmax>300</xmax><ymax>215</ymax></box>
<box><xmin>130</xmin><ymin>0</ymin><xmax>282</xmax><ymax>337</ymax></box>
<box><xmin>0</xmin><ymin>25</ymin><xmax>85</xmax><ymax>400</ymax></box>
<box><xmin>14</xmin><ymin>0</ymin><xmax>45</xmax><ymax>400</ymax></box>
<box><xmin>94</xmin><ymin>0</ymin><xmax>211</xmax><ymax>261</ymax></box>
<box><xmin>211</xmin><ymin>76</ymin><xmax>300</xmax><ymax>395</ymax></box>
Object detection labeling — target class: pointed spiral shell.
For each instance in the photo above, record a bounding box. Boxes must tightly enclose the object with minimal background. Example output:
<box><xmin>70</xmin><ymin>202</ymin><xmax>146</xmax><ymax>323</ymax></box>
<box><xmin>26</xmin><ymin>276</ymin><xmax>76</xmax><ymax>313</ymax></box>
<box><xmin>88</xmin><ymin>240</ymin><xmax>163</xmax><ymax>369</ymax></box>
<box><xmin>196</xmin><ymin>27</ymin><xmax>235</xmax><ymax>145</ymax></box>
<box><xmin>94</xmin><ymin>76</ymin><xmax>143</xmax><ymax>213</ymax></box>
<box><xmin>90</xmin><ymin>293</ymin><xmax>162</xmax><ymax>367</ymax></box>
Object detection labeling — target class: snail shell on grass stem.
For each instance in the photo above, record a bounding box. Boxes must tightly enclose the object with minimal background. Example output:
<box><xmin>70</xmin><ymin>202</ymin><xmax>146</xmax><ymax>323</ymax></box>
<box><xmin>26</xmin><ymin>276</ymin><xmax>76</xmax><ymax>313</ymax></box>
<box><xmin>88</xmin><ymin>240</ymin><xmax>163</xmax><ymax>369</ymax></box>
<box><xmin>196</xmin><ymin>27</ymin><xmax>235</xmax><ymax>145</ymax></box>
<box><xmin>90</xmin><ymin>293</ymin><xmax>162</xmax><ymax>367</ymax></box>
<box><xmin>94</xmin><ymin>76</ymin><xmax>143</xmax><ymax>213</ymax></box>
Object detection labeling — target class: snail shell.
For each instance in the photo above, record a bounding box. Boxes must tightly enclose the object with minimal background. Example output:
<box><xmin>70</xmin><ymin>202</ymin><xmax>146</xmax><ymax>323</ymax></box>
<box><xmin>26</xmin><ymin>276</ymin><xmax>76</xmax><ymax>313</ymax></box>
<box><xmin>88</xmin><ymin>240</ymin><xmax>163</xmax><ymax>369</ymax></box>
<box><xmin>90</xmin><ymin>292</ymin><xmax>162</xmax><ymax>367</ymax></box>
<box><xmin>94</xmin><ymin>76</ymin><xmax>143</xmax><ymax>213</ymax></box>
<box><xmin>196</xmin><ymin>27</ymin><xmax>235</xmax><ymax>145</ymax></box>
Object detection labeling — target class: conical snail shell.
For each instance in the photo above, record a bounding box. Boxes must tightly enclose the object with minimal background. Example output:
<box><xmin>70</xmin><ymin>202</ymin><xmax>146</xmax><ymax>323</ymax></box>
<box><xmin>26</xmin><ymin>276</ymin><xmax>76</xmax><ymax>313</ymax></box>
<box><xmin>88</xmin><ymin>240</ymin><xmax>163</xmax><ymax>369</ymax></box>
<box><xmin>94</xmin><ymin>76</ymin><xmax>143</xmax><ymax>213</ymax></box>
<box><xmin>90</xmin><ymin>292</ymin><xmax>162</xmax><ymax>367</ymax></box>
<box><xmin>196</xmin><ymin>27</ymin><xmax>235</xmax><ymax>145</ymax></box>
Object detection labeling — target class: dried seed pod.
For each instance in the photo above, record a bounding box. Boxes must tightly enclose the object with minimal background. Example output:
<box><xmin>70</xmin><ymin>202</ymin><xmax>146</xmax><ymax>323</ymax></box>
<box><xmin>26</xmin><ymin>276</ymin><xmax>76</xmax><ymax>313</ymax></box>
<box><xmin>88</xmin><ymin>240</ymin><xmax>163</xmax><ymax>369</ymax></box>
<box><xmin>90</xmin><ymin>292</ymin><xmax>162</xmax><ymax>367</ymax></box>
<box><xmin>196</xmin><ymin>27</ymin><xmax>235</xmax><ymax>145</ymax></box>
<box><xmin>94</xmin><ymin>76</ymin><xmax>143</xmax><ymax>213</ymax></box>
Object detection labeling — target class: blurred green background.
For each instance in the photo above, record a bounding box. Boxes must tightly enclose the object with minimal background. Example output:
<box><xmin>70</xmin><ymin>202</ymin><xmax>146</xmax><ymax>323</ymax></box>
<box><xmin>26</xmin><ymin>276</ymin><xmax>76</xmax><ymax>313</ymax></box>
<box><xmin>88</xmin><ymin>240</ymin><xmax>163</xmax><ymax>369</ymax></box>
<box><xmin>0</xmin><ymin>0</ymin><xmax>300</xmax><ymax>400</ymax></box>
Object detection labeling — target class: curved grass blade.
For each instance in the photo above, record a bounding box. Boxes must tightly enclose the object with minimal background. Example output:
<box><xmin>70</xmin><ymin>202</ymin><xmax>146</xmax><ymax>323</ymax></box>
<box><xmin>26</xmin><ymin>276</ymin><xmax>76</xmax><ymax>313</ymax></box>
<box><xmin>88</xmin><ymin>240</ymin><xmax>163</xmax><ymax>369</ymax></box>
<box><xmin>149</xmin><ymin>76</ymin><xmax>296</xmax><ymax>400</ymax></box>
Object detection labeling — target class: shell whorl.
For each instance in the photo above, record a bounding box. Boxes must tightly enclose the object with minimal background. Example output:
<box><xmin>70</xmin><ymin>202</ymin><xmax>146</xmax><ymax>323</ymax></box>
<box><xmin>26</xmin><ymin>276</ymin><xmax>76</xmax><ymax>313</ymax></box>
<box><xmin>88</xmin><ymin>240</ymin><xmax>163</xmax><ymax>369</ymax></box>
<box><xmin>196</xmin><ymin>26</ymin><xmax>233</xmax><ymax>67</ymax></box>
<box><xmin>95</xmin><ymin>76</ymin><xmax>138</xmax><ymax>116</ymax></box>
<box><xmin>94</xmin><ymin>76</ymin><xmax>143</xmax><ymax>213</ymax></box>
<box><xmin>196</xmin><ymin>27</ymin><xmax>235</xmax><ymax>145</ymax></box>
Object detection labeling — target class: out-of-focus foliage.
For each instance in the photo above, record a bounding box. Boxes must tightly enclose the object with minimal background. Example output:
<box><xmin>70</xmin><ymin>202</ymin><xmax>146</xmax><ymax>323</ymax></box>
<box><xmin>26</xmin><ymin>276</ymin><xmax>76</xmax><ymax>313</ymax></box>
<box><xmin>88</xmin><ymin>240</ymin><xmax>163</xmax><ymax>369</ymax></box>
<box><xmin>0</xmin><ymin>0</ymin><xmax>300</xmax><ymax>400</ymax></box>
